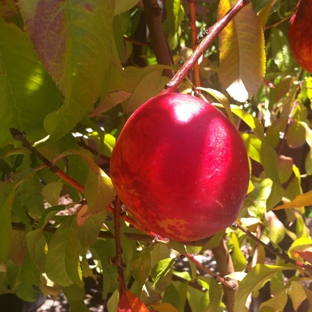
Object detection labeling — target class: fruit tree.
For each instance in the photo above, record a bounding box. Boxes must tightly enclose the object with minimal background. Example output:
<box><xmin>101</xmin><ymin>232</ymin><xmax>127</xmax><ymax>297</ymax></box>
<box><xmin>1</xmin><ymin>0</ymin><xmax>312</xmax><ymax>311</ymax></box>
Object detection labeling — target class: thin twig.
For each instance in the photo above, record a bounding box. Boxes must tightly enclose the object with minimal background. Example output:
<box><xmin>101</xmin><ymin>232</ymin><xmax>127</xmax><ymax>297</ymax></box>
<box><xmin>233</xmin><ymin>222</ymin><xmax>312</xmax><ymax>272</ymax></box>
<box><xmin>186</xmin><ymin>251</ymin><xmax>237</xmax><ymax>290</ymax></box>
<box><xmin>162</xmin><ymin>0</ymin><xmax>250</xmax><ymax>94</ymax></box>
<box><xmin>114</xmin><ymin>196</ymin><xmax>127</xmax><ymax>293</ymax></box>
<box><xmin>10</xmin><ymin>128</ymin><xmax>84</xmax><ymax>193</ymax></box>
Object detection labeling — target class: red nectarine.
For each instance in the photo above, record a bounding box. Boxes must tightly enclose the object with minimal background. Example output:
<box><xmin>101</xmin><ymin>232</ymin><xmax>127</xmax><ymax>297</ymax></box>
<box><xmin>288</xmin><ymin>0</ymin><xmax>312</xmax><ymax>73</ymax></box>
<box><xmin>110</xmin><ymin>93</ymin><xmax>249</xmax><ymax>242</ymax></box>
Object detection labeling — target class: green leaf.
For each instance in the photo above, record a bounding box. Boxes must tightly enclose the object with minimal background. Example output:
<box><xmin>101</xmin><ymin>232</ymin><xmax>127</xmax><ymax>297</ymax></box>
<box><xmin>286</xmin><ymin>122</ymin><xmax>306</xmax><ymax>148</ymax></box>
<box><xmin>259</xmin><ymin>288</ymin><xmax>287</xmax><ymax>312</ymax></box>
<box><xmin>234</xmin><ymin>264</ymin><xmax>294</xmax><ymax>312</ymax></box>
<box><xmin>91</xmin><ymin>239</ymin><xmax>118</xmax><ymax>299</ymax></box>
<box><xmin>0</xmin><ymin>18</ymin><xmax>61</xmax><ymax>147</ymax></box>
<box><xmin>26</xmin><ymin>207</ymin><xmax>60</xmax><ymax>256</ymax></box>
<box><xmin>290</xmin><ymin>281</ymin><xmax>308</xmax><ymax>311</ymax></box>
<box><xmin>207</xmin><ymin>281</ymin><xmax>224</xmax><ymax>311</ymax></box>
<box><xmin>19</xmin><ymin>0</ymin><xmax>115</xmax><ymax>140</ymax></box>
<box><xmin>163</xmin><ymin>284</ymin><xmax>184</xmax><ymax>311</ymax></box>
<box><xmin>227</xmin><ymin>233</ymin><xmax>247</xmax><ymax>271</ymax></box>
<box><xmin>0</xmin><ymin>185</ymin><xmax>14</xmax><ymax>263</ymax></box>
<box><xmin>114</xmin><ymin>0</ymin><xmax>139</xmax><ymax>15</ymax></box>
<box><xmin>266</xmin><ymin>211</ymin><xmax>285</xmax><ymax>245</ymax></box>
<box><xmin>62</xmin><ymin>284</ymin><xmax>89</xmax><ymax>312</ymax></box>
<box><xmin>260</xmin><ymin>140</ymin><xmax>281</xmax><ymax>185</ymax></box>
<box><xmin>123</xmin><ymin>65</ymin><xmax>171</xmax><ymax>112</ymax></box>
<box><xmin>241</xmin><ymin>133</ymin><xmax>262</xmax><ymax>163</ymax></box>
<box><xmin>231</xmin><ymin>107</ymin><xmax>265</xmax><ymax>140</ymax></box>
<box><xmin>257</xmin><ymin>0</ymin><xmax>278</xmax><ymax>29</ymax></box>
<box><xmin>218</xmin><ymin>1</ymin><xmax>265</xmax><ymax>102</ymax></box>
<box><xmin>198</xmin><ymin>87</ymin><xmax>235</xmax><ymax>125</ymax></box>
<box><xmin>9</xmin><ymin>230</ymin><xmax>27</xmax><ymax>267</ymax></box>
<box><xmin>151</xmin><ymin>258</ymin><xmax>175</xmax><ymax>287</ymax></box>
<box><xmin>41</xmin><ymin>182</ymin><xmax>63</xmax><ymax>206</ymax></box>
<box><xmin>269</xmin><ymin>28</ymin><xmax>291</xmax><ymax>71</ymax></box>
<box><xmin>269</xmin><ymin>77</ymin><xmax>294</xmax><ymax>109</ymax></box>
<box><xmin>21</xmin><ymin>253</ymin><xmax>40</xmax><ymax>286</ymax></box>
<box><xmin>16</xmin><ymin>280</ymin><xmax>36</xmax><ymax>302</ymax></box>
<box><xmin>166</xmin><ymin>0</ymin><xmax>184</xmax><ymax>35</ymax></box>
<box><xmin>131</xmin><ymin>248</ymin><xmax>151</xmax><ymax>291</ymax></box>
<box><xmin>46</xmin><ymin>216</ymin><xmax>83</xmax><ymax>288</ymax></box>
<box><xmin>266</xmin><ymin>182</ymin><xmax>284</xmax><ymax>211</ymax></box>
<box><xmin>77</xmin><ymin>210</ymin><xmax>107</xmax><ymax>249</ymax></box>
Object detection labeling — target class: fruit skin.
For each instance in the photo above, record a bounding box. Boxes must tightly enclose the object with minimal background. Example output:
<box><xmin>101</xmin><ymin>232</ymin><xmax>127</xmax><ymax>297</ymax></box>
<box><xmin>110</xmin><ymin>93</ymin><xmax>249</xmax><ymax>242</ymax></box>
<box><xmin>288</xmin><ymin>0</ymin><xmax>312</xmax><ymax>73</ymax></box>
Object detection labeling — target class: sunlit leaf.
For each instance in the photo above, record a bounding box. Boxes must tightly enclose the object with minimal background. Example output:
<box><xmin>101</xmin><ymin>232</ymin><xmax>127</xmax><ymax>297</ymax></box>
<box><xmin>218</xmin><ymin>1</ymin><xmax>265</xmax><ymax>102</ymax></box>
<box><xmin>123</xmin><ymin>65</ymin><xmax>171</xmax><ymax>112</ymax></box>
<box><xmin>0</xmin><ymin>18</ymin><xmax>61</xmax><ymax>147</ymax></box>
<box><xmin>290</xmin><ymin>281</ymin><xmax>308</xmax><ymax>311</ymax></box>
<box><xmin>277</xmin><ymin>156</ymin><xmax>293</xmax><ymax>184</ymax></box>
<box><xmin>198</xmin><ymin>87</ymin><xmax>235</xmax><ymax>125</ymax></box>
<box><xmin>151</xmin><ymin>258</ymin><xmax>175</xmax><ymax>287</ymax></box>
<box><xmin>257</xmin><ymin>0</ymin><xmax>278</xmax><ymax>29</ymax></box>
<box><xmin>259</xmin><ymin>288</ymin><xmax>287</xmax><ymax>312</ymax></box>
<box><xmin>19</xmin><ymin>0</ymin><xmax>115</xmax><ymax>140</ymax></box>
<box><xmin>286</xmin><ymin>122</ymin><xmax>306</xmax><ymax>148</ymax></box>
<box><xmin>274</xmin><ymin>189</ymin><xmax>312</xmax><ymax>210</ymax></box>
<box><xmin>234</xmin><ymin>264</ymin><xmax>294</xmax><ymax>312</ymax></box>
<box><xmin>241</xmin><ymin>133</ymin><xmax>262</xmax><ymax>163</ymax></box>
<box><xmin>265</xmin><ymin>211</ymin><xmax>285</xmax><ymax>244</ymax></box>
<box><xmin>84</xmin><ymin>167</ymin><xmax>115</xmax><ymax>215</ymax></box>
<box><xmin>131</xmin><ymin>248</ymin><xmax>151</xmax><ymax>291</ymax></box>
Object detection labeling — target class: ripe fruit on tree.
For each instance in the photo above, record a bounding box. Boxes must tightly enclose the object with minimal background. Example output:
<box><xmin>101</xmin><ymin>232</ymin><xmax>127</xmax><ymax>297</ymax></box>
<box><xmin>110</xmin><ymin>93</ymin><xmax>249</xmax><ymax>242</ymax></box>
<box><xmin>288</xmin><ymin>0</ymin><xmax>312</xmax><ymax>73</ymax></box>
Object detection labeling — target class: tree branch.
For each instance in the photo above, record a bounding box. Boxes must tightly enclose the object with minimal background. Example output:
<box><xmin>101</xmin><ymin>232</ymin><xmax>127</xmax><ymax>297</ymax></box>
<box><xmin>142</xmin><ymin>0</ymin><xmax>174</xmax><ymax>78</ymax></box>
<box><xmin>212</xmin><ymin>238</ymin><xmax>238</xmax><ymax>312</ymax></box>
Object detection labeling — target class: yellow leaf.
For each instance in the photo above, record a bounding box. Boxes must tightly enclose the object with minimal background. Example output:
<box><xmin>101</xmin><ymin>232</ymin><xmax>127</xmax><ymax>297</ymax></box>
<box><xmin>148</xmin><ymin>303</ymin><xmax>179</xmax><ymax>312</ymax></box>
<box><xmin>218</xmin><ymin>1</ymin><xmax>266</xmax><ymax>102</ymax></box>
<box><xmin>274</xmin><ymin>190</ymin><xmax>312</xmax><ymax>210</ymax></box>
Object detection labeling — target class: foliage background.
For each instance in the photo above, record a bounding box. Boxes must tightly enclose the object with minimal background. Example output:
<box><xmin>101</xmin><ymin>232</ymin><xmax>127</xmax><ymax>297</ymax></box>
<box><xmin>1</xmin><ymin>0</ymin><xmax>312</xmax><ymax>311</ymax></box>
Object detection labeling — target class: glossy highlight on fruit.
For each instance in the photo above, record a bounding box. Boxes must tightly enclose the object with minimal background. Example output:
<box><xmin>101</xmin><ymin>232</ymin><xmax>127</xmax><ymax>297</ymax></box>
<box><xmin>110</xmin><ymin>93</ymin><xmax>249</xmax><ymax>242</ymax></box>
<box><xmin>288</xmin><ymin>0</ymin><xmax>312</xmax><ymax>73</ymax></box>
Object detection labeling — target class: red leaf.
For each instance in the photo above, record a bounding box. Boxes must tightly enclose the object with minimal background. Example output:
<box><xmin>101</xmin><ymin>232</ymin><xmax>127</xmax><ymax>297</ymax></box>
<box><xmin>294</xmin><ymin>248</ymin><xmax>312</xmax><ymax>264</ymax></box>
<box><xmin>118</xmin><ymin>290</ymin><xmax>149</xmax><ymax>312</ymax></box>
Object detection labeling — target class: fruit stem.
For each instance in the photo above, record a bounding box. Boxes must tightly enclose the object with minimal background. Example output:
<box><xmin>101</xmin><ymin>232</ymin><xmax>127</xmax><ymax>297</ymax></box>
<box><xmin>162</xmin><ymin>0</ymin><xmax>250</xmax><ymax>94</ymax></box>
